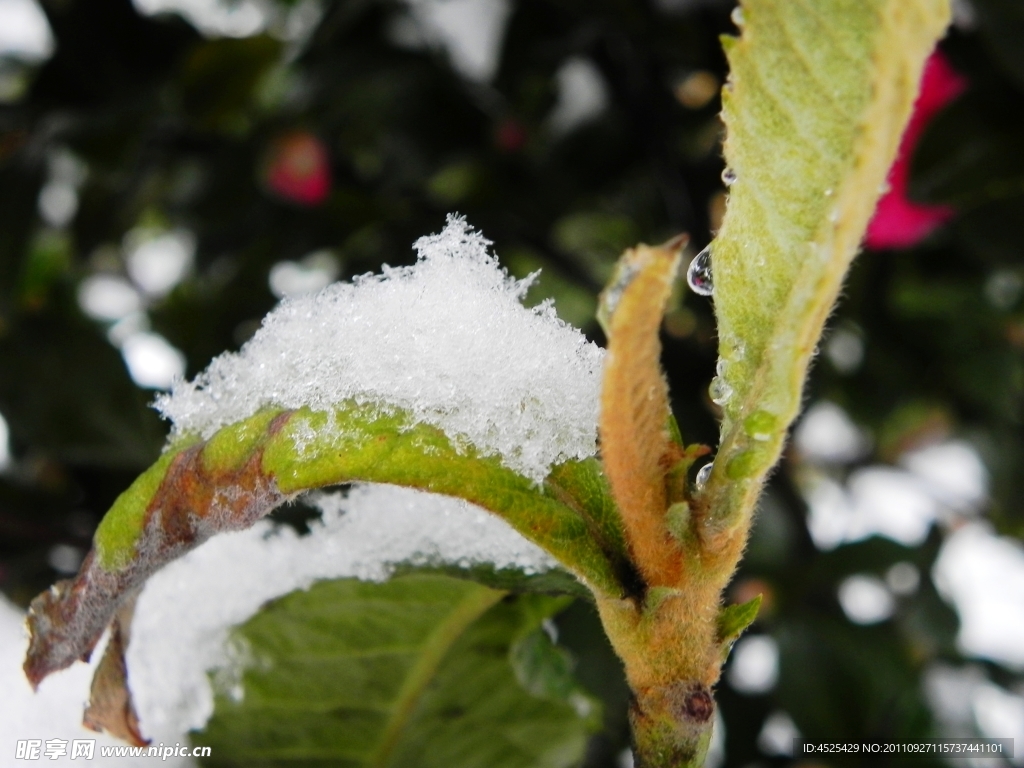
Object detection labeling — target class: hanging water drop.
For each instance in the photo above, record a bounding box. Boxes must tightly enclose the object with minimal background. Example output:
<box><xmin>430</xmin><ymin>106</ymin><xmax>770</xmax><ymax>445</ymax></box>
<box><xmin>709</xmin><ymin>375</ymin><xmax>733</xmax><ymax>405</ymax></box>
<box><xmin>722</xmin><ymin>167</ymin><xmax>737</xmax><ymax>187</ymax></box>
<box><xmin>731</xmin><ymin>5</ymin><xmax>745</xmax><ymax>26</ymax></box>
<box><xmin>687</xmin><ymin>245</ymin><xmax>713</xmax><ymax>296</ymax></box>
<box><xmin>695</xmin><ymin>462</ymin><xmax>713</xmax><ymax>491</ymax></box>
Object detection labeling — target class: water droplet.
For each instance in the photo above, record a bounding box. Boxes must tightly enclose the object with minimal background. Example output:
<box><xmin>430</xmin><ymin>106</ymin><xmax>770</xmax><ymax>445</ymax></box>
<box><xmin>687</xmin><ymin>245</ymin><xmax>713</xmax><ymax>296</ymax></box>
<box><xmin>722</xmin><ymin>167</ymin><xmax>737</xmax><ymax>187</ymax></box>
<box><xmin>695</xmin><ymin>462</ymin><xmax>713</xmax><ymax>491</ymax></box>
<box><xmin>828</xmin><ymin>208</ymin><xmax>839</xmax><ymax>224</ymax></box>
<box><xmin>716</xmin><ymin>357</ymin><xmax>727</xmax><ymax>377</ymax></box>
<box><xmin>709</xmin><ymin>375</ymin><xmax>733</xmax><ymax>406</ymax></box>
<box><xmin>731</xmin><ymin>5</ymin><xmax>745</xmax><ymax>26</ymax></box>
<box><xmin>824</xmin><ymin>188</ymin><xmax>834</xmax><ymax>197</ymax></box>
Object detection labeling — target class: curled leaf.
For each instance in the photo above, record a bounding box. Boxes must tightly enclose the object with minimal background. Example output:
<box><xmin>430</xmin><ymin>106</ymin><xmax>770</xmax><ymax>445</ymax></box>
<box><xmin>82</xmin><ymin>597</ymin><xmax>148</xmax><ymax>747</ymax></box>
<box><xmin>598</xmin><ymin>237</ymin><xmax>686</xmax><ymax>588</ymax></box>
<box><xmin>24</xmin><ymin>402</ymin><xmax>624</xmax><ymax>708</ymax></box>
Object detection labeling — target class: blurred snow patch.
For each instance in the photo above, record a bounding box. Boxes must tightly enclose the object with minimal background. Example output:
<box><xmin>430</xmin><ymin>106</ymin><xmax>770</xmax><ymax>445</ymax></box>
<box><xmin>398</xmin><ymin>0</ymin><xmax>510</xmax><ymax>81</ymax></box>
<box><xmin>121</xmin><ymin>332</ymin><xmax>187</xmax><ymax>389</ymax></box>
<box><xmin>37</xmin><ymin>184</ymin><xmax>78</xmax><ymax>228</ymax></box>
<box><xmin>706</xmin><ymin>710</ymin><xmax>726</xmax><ymax>768</ymax></box>
<box><xmin>0</xmin><ymin>0</ymin><xmax>53</xmax><ymax>61</ymax></box>
<box><xmin>838</xmin><ymin>574</ymin><xmax>894</xmax><ymax>625</ymax></box>
<box><xmin>728</xmin><ymin>635</ymin><xmax>778</xmax><ymax>694</ymax></box>
<box><xmin>126</xmin><ymin>229</ymin><xmax>195</xmax><ymax>297</ymax></box>
<box><xmin>972</xmin><ymin>682</ymin><xmax>1024</xmax><ymax>764</ymax></box>
<box><xmin>805</xmin><ymin>468</ymin><xmax>936</xmax><ymax>548</ymax></box>
<box><xmin>549</xmin><ymin>57</ymin><xmax>610</xmax><ymax>135</ymax></box>
<box><xmin>900</xmin><ymin>440</ymin><xmax>987</xmax><ymax>511</ymax></box>
<box><xmin>0</xmin><ymin>410</ymin><xmax>10</xmax><ymax>471</ymax></box>
<box><xmin>157</xmin><ymin>215</ymin><xmax>604</xmax><ymax>483</ymax></box>
<box><xmin>924</xmin><ymin>664</ymin><xmax>1024</xmax><ymax>765</ymax></box>
<box><xmin>758</xmin><ymin>711</ymin><xmax>799</xmax><ymax>756</ymax></box>
<box><xmin>794</xmin><ymin>401</ymin><xmax>870</xmax><ymax>464</ymax></box>
<box><xmin>127</xmin><ymin>483</ymin><xmax>557</xmax><ymax>740</ymax></box>
<box><xmin>803</xmin><ymin>437</ymin><xmax>987</xmax><ymax>550</ymax></box>
<box><xmin>268</xmin><ymin>250</ymin><xmax>339</xmax><ymax>298</ymax></box>
<box><xmin>885</xmin><ymin>561</ymin><xmax>920</xmax><ymax>596</ymax></box>
<box><xmin>824</xmin><ymin>326</ymin><xmax>865</xmax><ymax>373</ymax></box>
<box><xmin>133</xmin><ymin>0</ymin><xmax>270</xmax><ymax>37</ymax></box>
<box><xmin>933</xmin><ymin>523</ymin><xmax>1024</xmax><ymax>669</ymax></box>
<box><xmin>78</xmin><ymin>275</ymin><xmax>143</xmax><ymax>322</ymax></box>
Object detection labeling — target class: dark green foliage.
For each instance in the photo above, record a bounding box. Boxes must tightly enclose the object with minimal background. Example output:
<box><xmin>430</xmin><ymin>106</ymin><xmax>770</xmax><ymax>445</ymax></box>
<box><xmin>1</xmin><ymin>0</ymin><xmax>1022</xmax><ymax>765</ymax></box>
<box><xmin>194</xmin><ymin>574</ymin><xmax>598</xmax><ymax>767</ymax></box>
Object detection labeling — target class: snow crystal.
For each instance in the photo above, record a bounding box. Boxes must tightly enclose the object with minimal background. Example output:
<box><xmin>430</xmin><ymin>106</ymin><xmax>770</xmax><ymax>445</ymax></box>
<box><xmin>156</xmin><ymin>215</ymin><xmax>604</xmax><ymax>483</ymax></box>
<box><xmin>127</xmin><ymin>483</ymin><xmax>558</xmax><ymax>740</ymax></box>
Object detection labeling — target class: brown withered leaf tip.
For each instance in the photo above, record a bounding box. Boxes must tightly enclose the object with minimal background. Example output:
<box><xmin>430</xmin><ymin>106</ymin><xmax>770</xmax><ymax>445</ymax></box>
<box><xmin>83</xmin><ymin>597</ymin><xmax>148</xmax><ymax>747</ymax></box>
<box><xmin>24</xmin><ymin>411</ymin><xmax>295</xmax><ymax>743</ymax></box>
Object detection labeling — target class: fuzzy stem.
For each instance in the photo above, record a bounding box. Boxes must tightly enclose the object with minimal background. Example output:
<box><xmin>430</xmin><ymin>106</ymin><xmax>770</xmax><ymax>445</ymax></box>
<box><xmin>592</xmin><ymin>2</ymin><xmax>952</xmax><ymax>766</ymax></box>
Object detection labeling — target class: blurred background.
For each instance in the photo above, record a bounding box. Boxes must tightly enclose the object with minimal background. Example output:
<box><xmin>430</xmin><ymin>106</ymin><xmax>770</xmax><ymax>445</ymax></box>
<box><xmin>0</xmin><ymin>0</ymin><xmax>1023</xmax><ymax>765</ymax></box>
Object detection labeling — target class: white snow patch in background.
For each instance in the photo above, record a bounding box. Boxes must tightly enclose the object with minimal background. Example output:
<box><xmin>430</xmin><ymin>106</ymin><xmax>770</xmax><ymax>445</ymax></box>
<box><xmin>401</xmin><ymin>0</ymin><xmax>510</xmax><ymax>82</ymax></box>
<box><xmin>549</xmin><ymin>57</ymin><xmax>610</xmax><ymax>135</ymax></box>
<box><xmin>824</xmin><ymin>326</ymin><xmax>865</xmax><ymax>374</ymax></box>
<box><xmin>121</xmin><ymin>332</ymin><xmax>187</xmax><ymax>390</ymax></box>
<box><xmin>157</xmin><ymin>215</ymin><xmax>604</xmax><ymax>483</ymax></box>
<box><xmin>128</xmin><ymin>483</ymin><xmax>557</xmax><ymax>740</ymax></box>
<box><xmin>727</xmin><ymin>635</ymin><xmax>778</xmax><ymax>695</ymax></box>
<box><xmin>757</xmin><ymin>711</ymin><xmax>799</xmax><ymax>757</ymax></box>
<box><xmin>972</xmin><ymin>682</ymin><xmax>1024</xmax><ymax>764</ymax></box>
<box><xmin>78</xmin><ymin>275</ymin><xmax>143</xmax><ymax>322</ymax></box>
<box><xmin>125</xmin><ymin>229</ymin><xmax>195</xmax><ymax>297</ymax></box>
<box><xmin>0</xmin><ymin>410</ymin><xmax>10</xmax><ymax>471</ymax></box>
<box><xmin>268</xmin><ymin>250</ymin><xmax>339</xmax><ymax>298</ymax></box>
<box><xmin>885</xmin><ymin>561</ymin><xmax>920</xmax><ymax>596</ymax></box>
<box><xmin>706</xmin><ymin>710</ymin><xmax>726</xmax><ymax>768</ymax></box>
<box><xmin>924</xmin><ymin>664</ymin><xmax>1024</xmax><ymax>766</ymax></box>
<box><xmin>800</xmin><ymin>416</ymin><xmax>988</xmax><ymax>550</ymax></box>
<box><xmin>838</xmin><ymin>574</ymin><xmax>894</xmax><ymax>625</ymax></box>
<box><xmin>133</xmin><ymin>0</ymin><xmax>270</xmax><ymax>38</ymax></box>
<box><xmin>0</xmin><ymin>595</ymin><xmax>195</xmax><ymax>767</ymax></box>
<box><xmin>933</xmin><ymin>523</ymin><xmax>1024</xmax><ymax>669</ymax></box>
<box><xmin>900</xmin><ymin>440</ymin><xmax>988</xmax><ymax>511</ymax></box>
<box><xmin>804</xmin><ymin>468</ymin><xmax>938</xmax><ymax>549</ymax></box>
<box><xmin>846</xmin><ymin>467</ymin><xmax>939</xmax><ymax>543</ymax></box>
<box><xmin>794</xmin><ymin>401</ymin><xmax>870</xmax><ymax>464</ymax></box>
<box><xmin>0</xmin><ymin>0</ymin><xmax>53</xmax><ymax>61</ymax></box>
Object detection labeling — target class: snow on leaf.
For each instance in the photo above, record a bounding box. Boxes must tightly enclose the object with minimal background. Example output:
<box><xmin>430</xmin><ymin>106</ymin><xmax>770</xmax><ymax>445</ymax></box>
<box><xmin>156</xmin><ymin>214</ymin><xmax>604</xmax><ymax>485</ymax></box>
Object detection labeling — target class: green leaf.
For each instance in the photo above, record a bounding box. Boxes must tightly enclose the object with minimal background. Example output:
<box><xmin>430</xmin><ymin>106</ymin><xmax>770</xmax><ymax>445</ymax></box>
<box><xmin>192</xmin><ymin>574</ymin><xmax>599</xmax><ymax>768</ymax></box>
<box><xmin>717</xmin><ymin>594</ymin><xmax>762</xmax><ymax>658</ymax></box>
<box><xmin>25</xmin><ymin>402</ymin><xmax>622</xmax><ymax>691</ymax></box>
<box><xmin>702</xmin><ymin>0</ymin><xmax>951</xmax><ymax>535</ymax></box>
<box><xmin>545</xmin><ymin>458</ymin><xmax>635</xmax><ymax>590</ymax></box>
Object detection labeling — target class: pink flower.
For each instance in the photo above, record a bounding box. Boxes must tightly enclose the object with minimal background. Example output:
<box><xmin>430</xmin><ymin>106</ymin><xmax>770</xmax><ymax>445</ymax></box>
<box><xmin>865</xmin><ymin>50</ymin><xmax>967</xmax><ymax>250</ymax></box>
<box><xmin>264</xmin><ymin>131</ymin><xmax>332</xmax><ymax>206</ymax></box>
